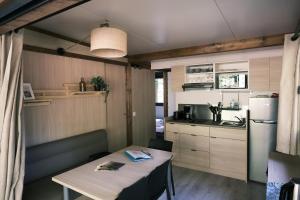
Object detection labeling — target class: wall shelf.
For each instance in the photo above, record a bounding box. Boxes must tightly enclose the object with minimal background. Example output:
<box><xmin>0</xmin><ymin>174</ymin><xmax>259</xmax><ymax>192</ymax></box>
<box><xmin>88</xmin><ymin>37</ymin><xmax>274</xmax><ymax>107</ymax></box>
<box><xmin>24</xmin><ymin>99</ymin><xmax>52</xmax><ymax>107</ymax></box>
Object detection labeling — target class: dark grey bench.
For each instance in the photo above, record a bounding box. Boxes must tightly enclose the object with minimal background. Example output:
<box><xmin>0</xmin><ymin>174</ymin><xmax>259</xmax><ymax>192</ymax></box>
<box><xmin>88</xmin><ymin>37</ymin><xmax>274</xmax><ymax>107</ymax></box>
<box><xmin>23</xmin><ymin>129</ymin><xmax>109</xmax><ymax>200</ymax></box>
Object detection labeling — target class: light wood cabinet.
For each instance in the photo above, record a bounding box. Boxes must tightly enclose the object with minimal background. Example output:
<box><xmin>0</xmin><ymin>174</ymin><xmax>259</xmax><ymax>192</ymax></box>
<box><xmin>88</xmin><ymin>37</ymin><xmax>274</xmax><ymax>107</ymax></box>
<box><xmin>165</xmin><ymin>122</ymin><xmax>248</xmax><ymax>181</ymax></box>
<box><xmin>249</xmin><ymin>56</ymin><xmax>282</xmax><ymax>92</ymax></box>
<box><xmin>170</xmin><ymin>65</ymin><xmax>185</xmax><ymax>92</ymax></box>
<box><xmin>249</xmin><ymin>58</ymin><xmax>270</xmax><ymax>91</ymax></box>
<box><xmin>269</xmin><ymin>56</ymin><xmax>282</xmax><ymax>91</ymax></box>
<box><xmin>210</xmin><ymin>137</ymin><xmax>247</xmax><ymax>177</ymax></box>
<box><xmin>179</xmin><ymin>124</ymin><xmax>209</xmax><ymax>136</ymax></box>
<box><xmin>210</xmin><ymin>127</ymin><xmax>247</xmax><ymax>141</ymax></box>
<box><xmin>180</xmin><ymin>133</ymin><xmax>209</xmax><ymax>152</ymax></box>
<box><xmin>180</xmin><ymin>148</ymin><xmax>210</xmax><ymax>168</ymax></box>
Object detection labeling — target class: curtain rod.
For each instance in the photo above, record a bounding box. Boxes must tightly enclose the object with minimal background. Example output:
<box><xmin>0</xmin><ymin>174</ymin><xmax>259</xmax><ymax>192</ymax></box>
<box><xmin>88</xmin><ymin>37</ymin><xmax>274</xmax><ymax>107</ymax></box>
<box><xmin>291</xmin><ymin>19</ymin><xmax>300</xmax><ymax>41</ymax></box>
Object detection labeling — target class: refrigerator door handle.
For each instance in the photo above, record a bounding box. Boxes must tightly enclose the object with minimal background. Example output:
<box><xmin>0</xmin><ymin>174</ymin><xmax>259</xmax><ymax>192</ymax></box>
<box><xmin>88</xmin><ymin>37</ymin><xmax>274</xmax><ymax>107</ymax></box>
<box><xmin>252</xmin><ymin>120</ymin><xmax>277</xmax><ymax>124</ymax></box>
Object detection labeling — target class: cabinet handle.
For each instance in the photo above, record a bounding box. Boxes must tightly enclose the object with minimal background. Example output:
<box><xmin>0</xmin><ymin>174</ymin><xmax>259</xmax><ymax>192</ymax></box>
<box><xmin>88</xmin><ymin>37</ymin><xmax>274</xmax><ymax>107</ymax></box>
<box><xmin>190</xmin><ymin>124</ymin><xmax>196</xmax><ymax>126</ymax></box>
<box><xmin>173</xmin><ymin>132</ymin><xmax>178</xmax><ymax>134</ymax></box>
<box><xmin>191</xmin><ymin>149</ymin><xmax>197</xmax><ymax>152</ymax></box>
<box><xmin>191</xmin><ymin>134</ymin><xmax>197</xmax><ymax>136</ymax></box>
<box><xmin>210</xmin><ymin>136</ymin><xmax>217</xmax><ymax>139</ymax></box>
<box><xmin>170</xmin><ymin>122</ymin><xmax>175</xmax><ymax>124</ymax></box>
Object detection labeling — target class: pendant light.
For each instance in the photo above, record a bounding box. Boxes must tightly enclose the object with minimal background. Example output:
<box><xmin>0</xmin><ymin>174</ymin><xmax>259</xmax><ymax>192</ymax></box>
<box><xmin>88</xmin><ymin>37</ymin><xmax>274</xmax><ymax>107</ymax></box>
<box><xmin>90</xmin><ymin>22</ymin><xmax>127</xmax><ymax>58</ymax></box>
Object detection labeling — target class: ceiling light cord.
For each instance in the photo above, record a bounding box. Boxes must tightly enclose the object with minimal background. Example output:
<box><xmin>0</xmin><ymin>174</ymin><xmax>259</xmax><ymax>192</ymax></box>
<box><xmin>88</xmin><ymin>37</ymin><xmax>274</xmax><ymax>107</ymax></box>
<box><xmin>213</xmin><ymin>0</ymin><xmax>237</xmax><ymax>40</ymax></box>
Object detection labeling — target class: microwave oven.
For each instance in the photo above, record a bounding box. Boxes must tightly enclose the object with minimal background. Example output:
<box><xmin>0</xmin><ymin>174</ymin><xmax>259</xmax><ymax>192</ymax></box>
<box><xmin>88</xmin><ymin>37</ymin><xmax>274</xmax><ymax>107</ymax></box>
<box><xmin>216</xmin><ymin>72</ymin><xmax>248</xmax><ymax>89</ymax></box>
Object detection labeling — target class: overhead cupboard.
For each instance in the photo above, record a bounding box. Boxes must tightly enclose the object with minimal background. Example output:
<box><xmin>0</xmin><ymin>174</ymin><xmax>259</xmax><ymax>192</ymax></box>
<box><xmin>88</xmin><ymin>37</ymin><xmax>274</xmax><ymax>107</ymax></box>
<box><xmin>170</xmin><ymin>56</ymin><xmax>282</xmax><ymax>92</ymax></box>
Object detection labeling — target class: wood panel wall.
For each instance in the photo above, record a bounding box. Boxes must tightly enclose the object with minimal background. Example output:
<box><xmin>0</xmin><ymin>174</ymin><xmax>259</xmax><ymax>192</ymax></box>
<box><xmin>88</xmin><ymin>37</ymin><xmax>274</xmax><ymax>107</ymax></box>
<box><xmin>23</xmin><ymin>51</ymin><xmax>156</xmax><ymax>149</ymax></box>
<box><xmin>132</xmin><ymin>68</ymin><xmax>155</xmax><ymax>146</ymax></box>
<box><xmin>23</xmin><ymin>51</ymin><xmax>107</xmax><ymax>147</ymax></box>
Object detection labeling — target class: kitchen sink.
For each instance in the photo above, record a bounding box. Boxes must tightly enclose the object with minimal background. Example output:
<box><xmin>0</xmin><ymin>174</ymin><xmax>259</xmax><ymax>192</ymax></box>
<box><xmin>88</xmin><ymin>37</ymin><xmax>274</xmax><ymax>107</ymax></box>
<box><xmin>219</xmin><ymin>121</ymin><xmax>245</xmax><ymax>127</ymax></box>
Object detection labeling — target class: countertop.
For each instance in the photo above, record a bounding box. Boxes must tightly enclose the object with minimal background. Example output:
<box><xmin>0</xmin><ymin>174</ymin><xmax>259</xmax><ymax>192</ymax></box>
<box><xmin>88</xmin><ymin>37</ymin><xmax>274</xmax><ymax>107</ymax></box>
<box><xmin>165</xmin><ymin>118</ymin><xmax>247</xmax><ymax>130</ymax></box>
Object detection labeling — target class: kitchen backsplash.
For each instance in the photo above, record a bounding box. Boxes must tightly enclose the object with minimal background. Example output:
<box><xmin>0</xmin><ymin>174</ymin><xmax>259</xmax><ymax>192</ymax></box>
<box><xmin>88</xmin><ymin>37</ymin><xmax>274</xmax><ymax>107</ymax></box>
<box><xmin>173</xmin><ymin>90</ymin><xmax>276</xmax><ymax>121</ymax></box>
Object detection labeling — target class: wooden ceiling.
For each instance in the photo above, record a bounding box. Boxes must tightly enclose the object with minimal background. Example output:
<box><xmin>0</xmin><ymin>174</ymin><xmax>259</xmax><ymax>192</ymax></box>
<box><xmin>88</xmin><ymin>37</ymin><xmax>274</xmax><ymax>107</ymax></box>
<box><xmin>32</xmin><ymin>0</ymin><xmax>300</xmax><ymax>55</ymax></box>
<box><xmin>0</xmin><ymin>0</ymin><xmax>90</xmax><ymax>34</ymax></box>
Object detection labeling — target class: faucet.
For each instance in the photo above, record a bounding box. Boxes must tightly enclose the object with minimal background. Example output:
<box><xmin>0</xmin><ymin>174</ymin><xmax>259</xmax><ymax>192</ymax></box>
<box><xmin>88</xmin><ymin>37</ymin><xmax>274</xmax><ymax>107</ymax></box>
<box><xmin>234</xmin><ymin>116</ymin><xmax>244</xmax><ymax>124</ymax></box>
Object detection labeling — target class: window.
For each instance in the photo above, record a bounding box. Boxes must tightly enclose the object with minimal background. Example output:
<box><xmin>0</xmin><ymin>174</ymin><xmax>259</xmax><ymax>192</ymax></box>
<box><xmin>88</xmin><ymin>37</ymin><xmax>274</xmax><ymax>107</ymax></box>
<box><xmin>155</xmin><ymin>71</ymin><xmax>164</xmax><ymax>106</ymax></box>
<box><xmin>155</xmin><ymin>78</ymin><xmax>164</xmax><ymax>105</ymax></box>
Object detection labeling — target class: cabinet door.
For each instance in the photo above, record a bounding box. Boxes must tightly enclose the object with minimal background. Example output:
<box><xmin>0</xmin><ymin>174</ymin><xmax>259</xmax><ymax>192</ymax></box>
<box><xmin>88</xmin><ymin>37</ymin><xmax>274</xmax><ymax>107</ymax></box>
<box><xmin>106</xmin><ymin>64</ymin><xmax>127</xmax><ymax>152</ymax></box>
<box><xmin>171</xmin><ymin>65</ymin><xmax>185</xmax><ymax>92</ymax></box>
<box><xmin>249</xmin><ymin>58</ymin><xmax>270</xmax><ymax>91</ymax></box>
<box><xmin>165</xmin><ymin>131</ymin><xmax>180</xmax><ymax>161</ymax></box>
<box><xmin>180</xmin><ymin>133</ymin><xmax>209</xmax><ymax>152</ymax></box>
<box><xmin>269</xmin><ymin>56</ymin><xmax>282</xmax><ymax>91</ymax></box>
<box><xmin>210</xmin><ymin>137</ymin><xmax>247</xmax><ymax>175</ymax></box>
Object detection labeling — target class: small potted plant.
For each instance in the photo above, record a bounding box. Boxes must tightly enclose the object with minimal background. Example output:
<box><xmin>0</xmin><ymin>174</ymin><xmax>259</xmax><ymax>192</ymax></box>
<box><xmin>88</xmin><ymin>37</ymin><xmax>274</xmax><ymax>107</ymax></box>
<box><xmin>90</xmin><ymin>76</ymin><xmax>108</xmax><ymax>91</ymax></box>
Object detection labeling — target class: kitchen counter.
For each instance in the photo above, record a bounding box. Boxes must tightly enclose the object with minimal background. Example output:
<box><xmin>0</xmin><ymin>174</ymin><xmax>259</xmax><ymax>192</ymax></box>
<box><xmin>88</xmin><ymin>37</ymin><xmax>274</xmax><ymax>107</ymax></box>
<box><xmin>166</xmin><ymin>118</ymin><xmax>246</xmax><ymax>130</ymax></box>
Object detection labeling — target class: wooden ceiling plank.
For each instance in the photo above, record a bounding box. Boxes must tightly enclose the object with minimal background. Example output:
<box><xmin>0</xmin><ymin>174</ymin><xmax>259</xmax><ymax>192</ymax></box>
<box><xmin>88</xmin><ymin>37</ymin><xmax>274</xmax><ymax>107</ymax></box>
<box><xmin>128</xmin><ymin>34</ymin><xmax>285</xmax><ymax>62</ymax></box>
<box><xmin>0</xmin><ymin>0</ymin><xmax>90</xmax><ymax>34</ymax></box>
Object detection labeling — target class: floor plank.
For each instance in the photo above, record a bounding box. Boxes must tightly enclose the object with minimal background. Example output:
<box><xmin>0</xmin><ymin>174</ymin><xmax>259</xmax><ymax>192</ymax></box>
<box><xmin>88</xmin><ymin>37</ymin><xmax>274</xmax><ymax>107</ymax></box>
<box><xmin>159</xmin><ymin>166</ymin><xmax>266</xmax><ymax>200</ymax></box>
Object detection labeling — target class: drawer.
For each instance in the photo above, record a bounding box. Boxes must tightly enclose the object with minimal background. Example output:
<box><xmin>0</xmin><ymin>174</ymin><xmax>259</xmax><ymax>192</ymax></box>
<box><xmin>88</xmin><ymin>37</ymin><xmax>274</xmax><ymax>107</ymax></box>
<box><xmin>180</xmin><ymin>124</ymin><xmax>209</xmax><ymax>136</ymax></box>
<box><xmin>165</xmin><ymin>123</ymin><xmax>182</xmax><ymax>133</ymax></box>
<box><xmin>210</xmin><ymin>137</ymin><xmax>247</xmax><ymax>174</ymax></box>
<box><xmin>210</xmin><ymin>127</ymin><xmax>247</xmax><ymax>141</ymax></box>
<box><xmin>180</xmin><ymin>148</ymin><xmax>209</xmax><ymax>168</ymax></box>
<box><xmin>180</xmin><ymin>133</ymin><xmax>209</xmax><ymax>152</ymax></box>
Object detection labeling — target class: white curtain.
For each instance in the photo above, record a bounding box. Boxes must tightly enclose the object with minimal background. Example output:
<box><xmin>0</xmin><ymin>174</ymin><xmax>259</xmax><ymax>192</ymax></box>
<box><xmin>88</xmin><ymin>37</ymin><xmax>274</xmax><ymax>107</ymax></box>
<box><xmin>0</xmin><ymin>31</ymin><xmax>25</xmax><ymax>200</ymax></box>
<box><xmin>276</xmin><ymin>34</ymin><xmax>300</xmax><ymax>156</ymax></box>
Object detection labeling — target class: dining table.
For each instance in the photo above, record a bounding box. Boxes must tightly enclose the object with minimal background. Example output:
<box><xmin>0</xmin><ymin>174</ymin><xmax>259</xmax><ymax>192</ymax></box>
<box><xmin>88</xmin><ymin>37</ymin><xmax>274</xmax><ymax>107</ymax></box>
<box><xmin>52</xmin><ymin>145</ymin><xmax>173</xmax><ymax>200</ymax></box>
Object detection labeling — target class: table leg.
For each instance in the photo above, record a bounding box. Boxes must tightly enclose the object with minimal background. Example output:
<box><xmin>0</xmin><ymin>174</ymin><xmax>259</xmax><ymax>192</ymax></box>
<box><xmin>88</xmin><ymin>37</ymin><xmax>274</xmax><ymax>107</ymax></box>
<box><xmin>63</xmin><ymin>186</ymin><xmax>70</xmax><ymax>200</ymax></box>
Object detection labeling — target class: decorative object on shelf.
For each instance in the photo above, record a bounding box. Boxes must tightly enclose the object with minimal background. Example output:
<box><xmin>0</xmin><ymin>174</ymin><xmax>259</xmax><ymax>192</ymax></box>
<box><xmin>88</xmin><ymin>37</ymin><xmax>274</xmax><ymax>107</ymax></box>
<box><xmin>23</xmin><ymin>83</ymin><xmax>35</xmax><ymax>100</ymax></box>
<box><xmin>79</xmin><ymin>77</ymin><xmax>87</xmax><ymax>92</ymax></box>
<box><xmin>90</xmin><ymin>20</ymin><xmax>127</xmax><ymax>58</ymax></box>
<box><xmin>90</xmin><ymin>76</ymin><xmax>108</xmax><ymax>91</ymax></box>
<box><xmin>229</xmin><ymin>99</ymin><xmax>240</xmax><ymax>109</ymax></box>
<box><xmin>208</xmin><ymin>102</ymin><xmax>223</xmax><ymax>122</ymax></box>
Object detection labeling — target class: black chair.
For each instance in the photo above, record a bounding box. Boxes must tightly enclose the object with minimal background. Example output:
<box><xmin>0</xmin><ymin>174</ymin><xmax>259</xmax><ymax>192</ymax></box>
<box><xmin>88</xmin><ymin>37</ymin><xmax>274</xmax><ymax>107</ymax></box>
<box><xmin>148</xmin><ymin>160</ymin><xmax>171</xmax><ymax>200</ymax></box>
<box><xmin>148</xmin><ymin>138</ymin><xmax>175</xmax><ymax>196</ymax></box>
<box><xmin>117</xmin><ymin>177</ymin><xmax>149</xmax><ymax>200</ymax></box>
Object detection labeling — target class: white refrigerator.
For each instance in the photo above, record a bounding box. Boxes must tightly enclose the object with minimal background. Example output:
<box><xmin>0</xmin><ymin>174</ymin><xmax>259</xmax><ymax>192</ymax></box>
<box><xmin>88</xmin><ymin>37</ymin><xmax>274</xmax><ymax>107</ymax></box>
<box><xmin>249</xmin><ymin>96</ymin><xmax>278</xmax><ymax>183</ymax></box>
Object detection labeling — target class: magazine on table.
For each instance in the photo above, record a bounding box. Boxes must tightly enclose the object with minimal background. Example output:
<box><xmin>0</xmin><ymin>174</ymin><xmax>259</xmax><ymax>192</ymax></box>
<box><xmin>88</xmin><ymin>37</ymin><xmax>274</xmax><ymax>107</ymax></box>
<box><xmin>94</xmin><ymin>161</ymin><xmax>125</xmax><ymax>171</ymax></box>
<box><xmin>125</xmin><ymin>150</ymin><xmax>152</xmax><ymax>162</ymax></box>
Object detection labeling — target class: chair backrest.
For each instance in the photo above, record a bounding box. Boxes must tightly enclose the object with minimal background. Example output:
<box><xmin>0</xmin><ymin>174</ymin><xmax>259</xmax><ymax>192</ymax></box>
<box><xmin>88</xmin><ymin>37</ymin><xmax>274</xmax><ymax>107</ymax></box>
<box><xmin>117</xmin><ymin>177</ymin><xmax>149</xmax><ymax>200</ymax></box>
<box><xmin>25</xmin><ymin>129</ymin><xmax>108</xmax><ymax>184</ymax></box>
<box><xmin>148</xmin><ymin>160</ymin><xmax>170</xmax><ymax>200</ymax></box>
<box><xmin>148</xmin><ymin>138</ymin><xmax>173</xmax><ymax>152</ymax></box>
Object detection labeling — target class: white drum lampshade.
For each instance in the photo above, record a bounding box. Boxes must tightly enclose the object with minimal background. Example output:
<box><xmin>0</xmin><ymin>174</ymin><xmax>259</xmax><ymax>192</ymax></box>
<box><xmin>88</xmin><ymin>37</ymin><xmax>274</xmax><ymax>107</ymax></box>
<box><xmin>90</xmin><ymin>27</ymin><xmax>127</xmax><ymax>58</ymax></box>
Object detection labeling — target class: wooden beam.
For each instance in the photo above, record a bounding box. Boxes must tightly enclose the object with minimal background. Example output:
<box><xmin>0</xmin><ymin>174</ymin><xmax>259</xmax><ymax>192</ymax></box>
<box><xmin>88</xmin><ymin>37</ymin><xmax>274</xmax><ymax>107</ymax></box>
<box><xmin>125</xmin><ymin>64</ymin><xmax>133</xmax><ymax>146</ymax></box>
<box><xmin>0</xmin><ymin>0</ymin><xmax>90</xmax><ymax>34</ymax></box>
<box><xmin>128</xmin><ymin>34</ymin><xmax>285</xmax><ymax>62</ymax></box>
<box><xmin>23</xmin><ymin>44</ymin><xmax>128</xmax><ymax>66</ymax></box>
<box><xmin>26</xmin><ymin>26</ymin><xmax>91</xmax><ymax>47</ymax></box>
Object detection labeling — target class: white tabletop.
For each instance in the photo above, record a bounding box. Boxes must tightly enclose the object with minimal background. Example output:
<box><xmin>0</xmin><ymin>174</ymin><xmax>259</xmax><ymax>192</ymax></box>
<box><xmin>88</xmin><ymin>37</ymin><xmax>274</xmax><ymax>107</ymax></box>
<box><xmin>52</xmin><ymin>145</ymin><xmax>173</xmax><ymax>200</ymax></box>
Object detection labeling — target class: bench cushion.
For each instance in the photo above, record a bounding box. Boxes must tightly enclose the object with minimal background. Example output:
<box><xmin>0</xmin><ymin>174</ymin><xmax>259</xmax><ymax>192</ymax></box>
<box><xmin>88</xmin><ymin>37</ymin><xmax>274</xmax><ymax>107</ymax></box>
<box><xmin>25</xmin><ymin>129</ymin><xmax>108</xmax><ymax>184</ymax></box>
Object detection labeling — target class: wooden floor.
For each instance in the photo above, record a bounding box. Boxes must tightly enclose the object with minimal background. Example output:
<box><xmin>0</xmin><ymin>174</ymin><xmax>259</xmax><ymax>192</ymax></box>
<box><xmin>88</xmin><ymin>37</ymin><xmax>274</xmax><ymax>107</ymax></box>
<box><xmin>159</xmin><ymin>166</ymin><xmax>266</xmax><ymax>200</ymax></box>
